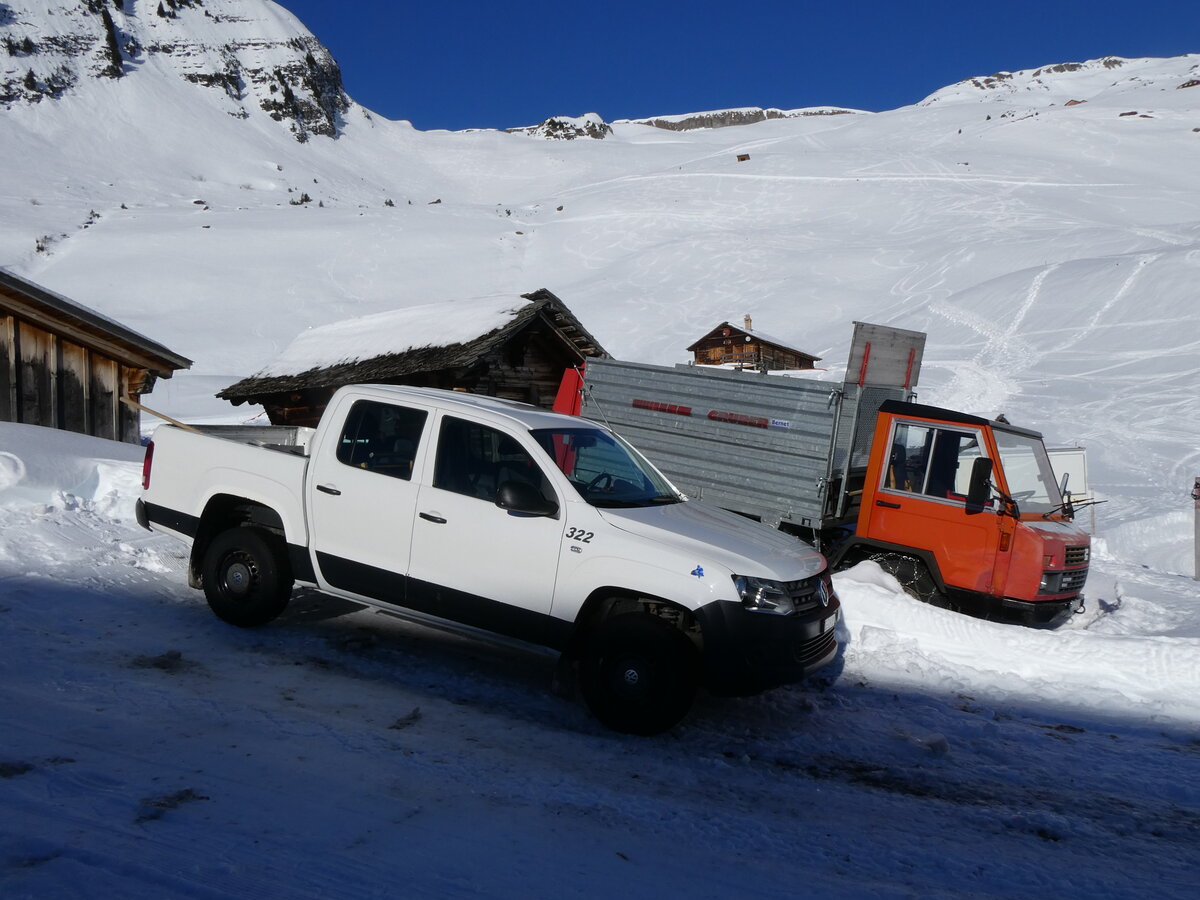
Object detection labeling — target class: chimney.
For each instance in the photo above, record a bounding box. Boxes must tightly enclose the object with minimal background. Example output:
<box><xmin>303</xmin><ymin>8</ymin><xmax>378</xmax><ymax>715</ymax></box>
<box><xmin>744</xmin><ymin>314</ymin><xmax>753</xmax><ymax>332</ymax></box>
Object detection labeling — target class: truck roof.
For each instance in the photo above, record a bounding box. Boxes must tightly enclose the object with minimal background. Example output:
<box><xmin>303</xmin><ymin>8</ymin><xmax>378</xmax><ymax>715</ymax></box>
<box><xmin>878</xmin><ymin>399</ymin><xmax>1044</xmax><ymax>439</ymax></box>
<box><xmin>344</xmin><ymin>384</ymin><xmax>595</xmax><ymax>433</ymax></box>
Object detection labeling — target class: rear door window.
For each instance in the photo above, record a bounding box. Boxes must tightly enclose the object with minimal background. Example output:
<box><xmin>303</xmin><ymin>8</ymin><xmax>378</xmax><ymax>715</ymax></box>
<box><xmin>336</xmin><ymin>400</ymin><xmax>428</xmax><ymax>481</ymax></box>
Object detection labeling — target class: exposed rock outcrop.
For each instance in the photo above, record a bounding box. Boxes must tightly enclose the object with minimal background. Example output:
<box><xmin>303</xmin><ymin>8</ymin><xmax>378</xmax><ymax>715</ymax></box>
<box><xmin>620</xmin><ymin>106</ymin><xmax>859</xmax><ymax>131</ymax></box>
<box><xmin>0</xmin><ymin>0</ymin><xmax>350</xmax><ymax>141</ymax></box>
<box><xmin>508</xmin><ymin>112</ymin><xmax>613</xmax><ymax>140</ymax></box>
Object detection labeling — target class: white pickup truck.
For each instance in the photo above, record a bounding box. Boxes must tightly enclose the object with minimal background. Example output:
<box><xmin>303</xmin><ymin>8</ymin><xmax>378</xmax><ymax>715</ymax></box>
<box><xmin>138</xmin><ymin>384</ymin><xmax>841</xmax><ymax>734</ymax></box>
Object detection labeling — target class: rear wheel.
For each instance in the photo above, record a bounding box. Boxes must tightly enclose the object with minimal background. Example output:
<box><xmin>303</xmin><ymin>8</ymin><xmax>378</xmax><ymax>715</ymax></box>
<box><xmin>869</xmin><ymin>552</ymin><xmax>943</xmax><ymax>606</ymax></box>
<box><xmin>202</xmin><ymin>528</ymin><xmax>292</xmax><ymax>627</ymax></box>
<box><xmin>578</xmin><ymin>614</ymin><xmax>699</xmax><ymax>735</ymax></box>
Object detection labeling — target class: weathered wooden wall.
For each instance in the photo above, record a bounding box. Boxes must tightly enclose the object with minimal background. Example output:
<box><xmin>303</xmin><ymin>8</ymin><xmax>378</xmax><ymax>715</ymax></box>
<box><xmin>0</xmin><ymin>309</ymin><xmax>146</xmax><ymax>442</ymax></box>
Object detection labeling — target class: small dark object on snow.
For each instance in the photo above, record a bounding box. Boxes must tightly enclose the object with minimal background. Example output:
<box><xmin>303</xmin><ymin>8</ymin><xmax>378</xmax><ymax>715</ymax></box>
<box><xmin>131</xmin><ymin>649</ymin><xmax>195</xmax><ymax>673</ymax></box>
<box><xmin>389</xmin><ymin>708</ymin><xmax>423</xmax><ymax>730</ymax></box>
<box><xmin>136</xmin><ymin>788</ymin><xmax>209</xmax><ymax>823</ymax></box>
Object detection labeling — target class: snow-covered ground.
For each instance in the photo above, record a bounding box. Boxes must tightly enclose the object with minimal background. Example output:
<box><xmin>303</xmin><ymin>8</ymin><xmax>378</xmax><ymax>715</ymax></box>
<box><xmin>2</xmin><ymin>426</ymin><xmax>1198</xmax><ymax>899</ymax></box>
<box><xmin>2</xmin><ymin>3</ymin><xmax>1200</xmax><ymax>893</ymax></box>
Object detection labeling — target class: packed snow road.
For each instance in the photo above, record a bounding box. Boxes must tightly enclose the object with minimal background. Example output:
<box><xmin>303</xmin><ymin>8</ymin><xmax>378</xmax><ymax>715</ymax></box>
<box><xmin>1</xmin><ymin>425</ymin><xmax>1198</xmax><ymax>898</ymax></box>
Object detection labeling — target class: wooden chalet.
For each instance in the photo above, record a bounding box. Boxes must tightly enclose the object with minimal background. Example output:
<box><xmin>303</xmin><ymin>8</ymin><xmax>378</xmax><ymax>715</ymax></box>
<box><xmin>218</xmin><ymin>288</ymin><xmax>608</xmax><ymax>426</ymax></box>
<box><xmin>687</xmin><ymin>315</ymin><xmax>819</xmax><ymax>371</ymax></box>
<box><xmin>1</xmin><ymin>267</ymin><xmax>191</xmax><ymax>443</ymax></box>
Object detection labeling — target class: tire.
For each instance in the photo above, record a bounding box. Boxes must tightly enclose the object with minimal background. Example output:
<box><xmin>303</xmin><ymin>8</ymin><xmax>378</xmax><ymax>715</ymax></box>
<box><xmin>869</xmin><ymin>552</ymin><xmax>943</xmax><ymax>606</ymax></box>
<box><xmin>578</xmin><ymin>614</ymin><xmax>699</xmax><ymax>735</ymax></box>
<box><xmin>201</xmin><ymin>528</ymin><xmax>293</xmax><ymax>627</ymax></box>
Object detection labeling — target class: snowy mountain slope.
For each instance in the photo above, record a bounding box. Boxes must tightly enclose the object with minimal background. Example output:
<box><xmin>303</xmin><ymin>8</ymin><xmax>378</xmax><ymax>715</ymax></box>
<box><xmin>921</xmin><ymin>54</ymin><xmax>1200</xmax><ymax>109</ymax></box>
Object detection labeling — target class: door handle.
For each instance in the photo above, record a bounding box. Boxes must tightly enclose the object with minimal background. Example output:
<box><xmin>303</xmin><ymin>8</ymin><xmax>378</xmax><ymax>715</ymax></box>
<box><xmin>875</xmin><ymin>499</ymin><xmax>901</xmax><ymax>509</ymax></box>
<box><xmin>419</xmin><ymin>512</ymin><xmax>447</xmax><ymax>524</ymax></box>
<box><xmin>316</xmin><ymin>484</ymin><xmax>342</xmax><ymax>496</ymax></box>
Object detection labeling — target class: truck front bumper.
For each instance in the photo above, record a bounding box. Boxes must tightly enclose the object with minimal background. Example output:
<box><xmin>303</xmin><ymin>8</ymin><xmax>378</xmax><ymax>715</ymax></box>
<box><xmin>999</xmin><ymin>595</ymin><xmax>1084</xmax><ymax>627</ymax></box>
<box><xmin>694</xmin><ymin>597</ymin><xmax>841</xmax><ymax>696</ymax></box>
<box><xmin>948</xmin><ymin>587</ymin><xmax>1084</xmax><ymax>627</ymax></box>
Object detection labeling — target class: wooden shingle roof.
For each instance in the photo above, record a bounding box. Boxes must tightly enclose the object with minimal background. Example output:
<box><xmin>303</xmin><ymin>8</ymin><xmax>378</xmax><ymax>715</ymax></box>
<box><xmin>0</xmin><ymin>267</ymin><xmax>192</xmax><ymax>375</ymax></box>
<box><xmin>218</xmin><ymin>288</ymin><xmax>604</xmax><ymax>404</ymax></box>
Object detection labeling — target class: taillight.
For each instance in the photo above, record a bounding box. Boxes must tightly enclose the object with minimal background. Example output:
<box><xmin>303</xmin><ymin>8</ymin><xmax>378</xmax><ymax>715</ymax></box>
<box><xmin>142</xmin><ymin>440</ymin><xmax>154</xmax><ymax>490</ymax></box>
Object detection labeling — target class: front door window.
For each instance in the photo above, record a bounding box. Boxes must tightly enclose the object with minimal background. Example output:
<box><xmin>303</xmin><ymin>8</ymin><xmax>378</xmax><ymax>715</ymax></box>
<box><xmin>884</xmin><ymin>421</ymin><xmax>986</xmax><ymax>503</ymax></box>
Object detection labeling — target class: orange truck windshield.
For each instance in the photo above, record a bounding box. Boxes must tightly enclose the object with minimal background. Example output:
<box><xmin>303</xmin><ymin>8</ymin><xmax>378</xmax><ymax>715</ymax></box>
<box><xmin>993</xmin><ymin>428</ymin><xmax>1063</xmax><ymax>515</ymax></box>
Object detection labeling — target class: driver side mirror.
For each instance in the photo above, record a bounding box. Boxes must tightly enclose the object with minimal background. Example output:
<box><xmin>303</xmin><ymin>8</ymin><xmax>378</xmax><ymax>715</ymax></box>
<box><xmin>496</xmin><ymin>480</ymin><xmax>559</xmax><ymax>518</ymax></box>
<box><xmin>965</xmin><ymin>457</ymin><xmax>993</xmax><ymax>515</ymax></box>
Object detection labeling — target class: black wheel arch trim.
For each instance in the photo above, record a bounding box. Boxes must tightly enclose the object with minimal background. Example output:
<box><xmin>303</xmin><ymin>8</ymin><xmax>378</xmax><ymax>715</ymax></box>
<box><xmin>144</xmin><ymin>498</ymin><xmax>314</xmax><ymax>587</ymax></box>
<box><xmin>564</xmin><ymin>587</ymin><xmax>694</xmax><ymax>657</ymax></box>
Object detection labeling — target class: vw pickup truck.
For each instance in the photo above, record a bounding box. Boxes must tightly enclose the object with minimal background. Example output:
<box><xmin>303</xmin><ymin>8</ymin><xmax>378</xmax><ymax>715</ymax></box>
<box><xmin>138</xmin><ymin>384</ymin><xmax>841</xmax><ymax>734</ymax></box>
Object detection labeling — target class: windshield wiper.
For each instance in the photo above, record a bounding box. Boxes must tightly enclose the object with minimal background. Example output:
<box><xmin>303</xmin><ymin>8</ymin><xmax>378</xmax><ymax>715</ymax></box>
<box><xmin>590</xmin><ymin>494</ymin><xmax>680</xmax><ymax>508</ymax></box>
<box><xmin>1042</xmin><ymin>496</ymin><xmax>1106</xmax><ymax>520</ymax></box>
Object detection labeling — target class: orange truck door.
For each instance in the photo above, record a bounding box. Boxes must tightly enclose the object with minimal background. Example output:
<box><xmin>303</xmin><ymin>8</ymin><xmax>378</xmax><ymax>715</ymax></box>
<box><xmin>862</xmin><ymin>415</ymin><xmax>1005</xmax><ymax>596</ymax></box>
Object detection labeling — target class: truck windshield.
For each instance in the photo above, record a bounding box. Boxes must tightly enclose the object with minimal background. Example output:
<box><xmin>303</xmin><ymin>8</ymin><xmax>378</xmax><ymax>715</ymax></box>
<box><xmin>530</xmin><ymin>427</ymin><xmax>681</xmax><ymax>508</ymax></box>
<box><xmin>993</xmin><ymin>428</ymin><xmax>1062</xmax><ymax>514</ymax></box>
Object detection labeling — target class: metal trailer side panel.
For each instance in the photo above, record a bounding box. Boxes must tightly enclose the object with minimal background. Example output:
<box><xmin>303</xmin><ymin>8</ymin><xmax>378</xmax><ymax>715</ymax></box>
<box><xmin>578</xmin><ymin>359</ymin><xmax>841</xmax><ymax>526</ymax></box>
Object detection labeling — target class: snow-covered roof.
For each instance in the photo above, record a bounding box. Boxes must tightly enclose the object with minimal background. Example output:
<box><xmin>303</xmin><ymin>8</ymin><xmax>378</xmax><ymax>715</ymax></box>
<box><xmin>254</xmin><ymin>293</ymin><xmax>533</xmax><ymax>378</ymax></box>
<box><xmin>0</xmin><ymin>266</ymin><xmax>191</xmax><ymax>374</ymax></box>
<box><xmin>687</xmin><ymin>320</ymin><xmax>820</xmax><ymax>362</ymax></box>
<box><xmin>218</xmin><ymin>288</ymin><xmax>604</xmax><ymax>402</ymax></box>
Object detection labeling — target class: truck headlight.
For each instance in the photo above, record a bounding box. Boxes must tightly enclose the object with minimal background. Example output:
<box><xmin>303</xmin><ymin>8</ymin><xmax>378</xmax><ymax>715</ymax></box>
<box><xmin>733</xmin><ymin>575</ymin><xmax>794</xmax><ymax>615</ymax></box>
<box><xmin>1038</xmin><ymin>572</ymin><xmax>1063</xmax><ymax>594</ymax></box>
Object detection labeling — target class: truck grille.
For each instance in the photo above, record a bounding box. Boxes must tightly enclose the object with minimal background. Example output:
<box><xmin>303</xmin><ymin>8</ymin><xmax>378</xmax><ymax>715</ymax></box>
<box><xmin>1065</xmin><ymin>546</ymin><xmax>1089</xmax><ymax>567</ymax></box>
<box><xmin>794</xmin><ymin>627</ymin><xmax>838</xmax><ymax>668</ymax></box>
<box><xmin>1060</xmin><ymin>569</ymin><xmax>1089</xmax><ymax>593</ymax></box>
<box><xmin>784</xmin><ymin>573</ymin><xmax>834</xmax><ymax>613</ymax></box>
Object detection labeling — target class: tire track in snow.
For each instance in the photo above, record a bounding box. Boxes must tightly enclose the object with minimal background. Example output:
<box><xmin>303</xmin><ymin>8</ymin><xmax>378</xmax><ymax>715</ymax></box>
<box><xmin>1051</xmin><ymin>253</ymin><xmax>1161</xmax><ymax>355</ymax></box>
<box><xmin>927</xmin><ymin>264</ymin><xmax>1059</xmax><ymax>413</ymax></box>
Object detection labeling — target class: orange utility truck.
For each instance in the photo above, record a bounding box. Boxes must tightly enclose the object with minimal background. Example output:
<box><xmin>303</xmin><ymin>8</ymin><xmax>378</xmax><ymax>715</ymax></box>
<box><xmin>555</xmin><ymin>323</ymin><xmax>1090</xmax><ymax>626</ymax></box>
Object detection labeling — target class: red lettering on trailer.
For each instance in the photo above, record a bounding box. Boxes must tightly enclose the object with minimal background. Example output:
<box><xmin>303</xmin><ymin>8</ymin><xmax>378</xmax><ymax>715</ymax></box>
<box><xmin>707</xmin><ymin>410</ymin><xmax>770</xmax><ymax>429</ymax></box>
<box><xmin>632</xmin><ymin>399</ymin><xmax>693</xmax><ymax>417</ymax></box>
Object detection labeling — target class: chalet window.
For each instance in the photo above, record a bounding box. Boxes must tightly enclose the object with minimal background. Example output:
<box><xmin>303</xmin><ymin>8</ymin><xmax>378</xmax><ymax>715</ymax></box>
<box><xmin>336</xmin><ymin>400</ymin><xmax>428</xmax><ymax>480</ymax></box>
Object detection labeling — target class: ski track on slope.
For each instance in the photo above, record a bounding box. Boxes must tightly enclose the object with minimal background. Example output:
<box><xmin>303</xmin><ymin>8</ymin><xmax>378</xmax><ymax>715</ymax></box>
<box><xmin>1051</xmin><ymin>253</ymin><xmax>1160</xmax><ymax>355</ymax></box>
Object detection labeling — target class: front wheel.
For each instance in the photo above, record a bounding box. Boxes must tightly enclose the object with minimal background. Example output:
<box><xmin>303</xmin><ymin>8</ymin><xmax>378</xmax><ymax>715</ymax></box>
<box><xmin>578</xmin><ymin>614</ymin><xmax>699</xmax><ymax>735</ymax></box>
<box><xmin>201</xmin><ymin>528</ymin><xmax>293</xmax><ymax>627</ymax></box>
<box><xmin>868</xmin><ymin>552</ymin><xmax>943</xmax><ymax>606</ymax></box>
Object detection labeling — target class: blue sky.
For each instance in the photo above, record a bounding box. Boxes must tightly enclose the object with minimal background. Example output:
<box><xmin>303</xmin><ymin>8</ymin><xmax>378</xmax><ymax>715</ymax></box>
<box><xmin>278</xmin><ymin>0</ymin><xmax>1198</xmax><ymax>131</ymax></box>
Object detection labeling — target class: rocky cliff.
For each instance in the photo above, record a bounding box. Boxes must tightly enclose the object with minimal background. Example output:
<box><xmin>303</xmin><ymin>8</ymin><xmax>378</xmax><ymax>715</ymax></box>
<box><xmin>0</xmin><ymin>0</ymin><xmax>349</xmax><ymax>141</ymax></box>
<box><xmin>618</xmin><ymin>106</ymin><xmax>860</xmax><ymax>131</ymax></box>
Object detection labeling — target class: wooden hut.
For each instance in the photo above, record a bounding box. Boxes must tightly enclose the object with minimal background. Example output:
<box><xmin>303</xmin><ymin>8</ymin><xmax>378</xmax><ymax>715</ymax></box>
<box><xmin>687</xmin><ymin>315</ymin><xmax>819</xmax><ymax>371</ymax></box>
<box><xmin>0</xmin><ymin>267</ymin><xmax>191</xmax><ymax>443</ymax></box>
<box><xmin>218</xmin><ymin>288</ymin><xmax>607</xmax><ymax>426</ymax></box>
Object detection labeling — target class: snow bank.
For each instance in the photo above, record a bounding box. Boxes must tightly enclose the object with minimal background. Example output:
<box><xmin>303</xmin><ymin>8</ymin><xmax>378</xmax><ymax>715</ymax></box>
<box><xmin>836</xmin><ymin>562</ymin><xmax>1200</xmax><ymax>728</ymax></box>
<box><xmin>0</xmin><ymin>422</ymin><xmax>143</xmax><ymax>518</ymax></box>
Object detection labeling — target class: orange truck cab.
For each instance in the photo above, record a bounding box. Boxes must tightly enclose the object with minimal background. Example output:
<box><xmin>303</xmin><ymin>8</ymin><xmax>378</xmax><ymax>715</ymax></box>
<box><xmin>851</xmin><ymin>400</ymin><xmax>1089</xmax><ymax>625</ymax></box>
